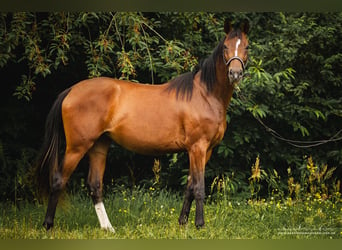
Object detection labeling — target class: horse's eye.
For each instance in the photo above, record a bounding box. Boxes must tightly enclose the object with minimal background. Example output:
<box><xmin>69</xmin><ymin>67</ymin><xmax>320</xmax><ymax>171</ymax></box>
<box><xmin>245</xmin><ymin>45</ymin><xmax>249</xmax><ymax>50</ymax></box>
<box><xmin>223</xmin><ymin>45</ymin><xmax>228</xmax><ymax>50</ymax></box>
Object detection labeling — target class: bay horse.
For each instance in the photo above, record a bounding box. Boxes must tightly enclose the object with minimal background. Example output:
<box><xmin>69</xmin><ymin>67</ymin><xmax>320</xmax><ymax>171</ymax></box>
<box><xmin>36</xmin><ymin>19</ymin><xmax>249</xmax><ymax>232</ymax></box>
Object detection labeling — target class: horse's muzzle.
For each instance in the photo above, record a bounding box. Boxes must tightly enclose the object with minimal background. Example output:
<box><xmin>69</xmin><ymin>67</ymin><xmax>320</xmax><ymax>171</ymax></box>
<box><xmin>228</xmin><ymin>68</ymin><xmax>243</xmax><ymax>83</ymax></box>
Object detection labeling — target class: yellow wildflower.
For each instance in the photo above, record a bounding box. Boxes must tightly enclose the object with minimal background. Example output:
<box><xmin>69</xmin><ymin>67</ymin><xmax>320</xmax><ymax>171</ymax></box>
<box><xmin>307</xmin><ymin>156</ymin><xmax>317</xmax><ymax>174</ymax></box>
<box><xmin>249</xmin><ymin>156</ymin><xmax>261</xmax><ymax>181</ymax></box>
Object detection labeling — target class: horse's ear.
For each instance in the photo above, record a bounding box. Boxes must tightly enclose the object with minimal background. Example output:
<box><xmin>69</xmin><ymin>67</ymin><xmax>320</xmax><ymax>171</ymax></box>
<box><xmin>224</xmin><ymin>19</ymin><xmax>232</xmax><ymax>34</ymax></box>
<box><xmin>240</xmin><ymin>19</ymin><xmax>250</xmax><ymax>34</ymax></box>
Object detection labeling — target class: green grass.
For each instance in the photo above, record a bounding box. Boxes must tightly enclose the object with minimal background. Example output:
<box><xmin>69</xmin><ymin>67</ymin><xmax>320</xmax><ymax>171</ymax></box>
<box><xmin>1</xmin><ymin>186</ymin><xmax>341</xmax><ymax>239</ymax></box>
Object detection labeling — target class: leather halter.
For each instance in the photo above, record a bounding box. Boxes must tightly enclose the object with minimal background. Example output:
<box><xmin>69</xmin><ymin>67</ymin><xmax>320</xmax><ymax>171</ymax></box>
<box><xmin>223</xmin><ymin>53</ymin><xmax>246</xmax><ymax>70</ymax></box>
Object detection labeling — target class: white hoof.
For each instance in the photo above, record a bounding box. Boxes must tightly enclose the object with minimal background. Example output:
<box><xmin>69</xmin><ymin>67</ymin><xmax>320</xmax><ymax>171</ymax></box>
<box><xmin>102</xmin><ymin>226</ymin><xmax>115</xmax><ymax>233</ymax></box>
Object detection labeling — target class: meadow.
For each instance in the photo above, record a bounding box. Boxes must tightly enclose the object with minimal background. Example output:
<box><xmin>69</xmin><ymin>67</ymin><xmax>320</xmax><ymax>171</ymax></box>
<box><xmin>1</xmin><ymin>156</ymin><xmax>341</xmax><ymax>239</ymax></box>
<box><xmin>1</xmin><ymin>184</ymin><xmax>341</xmax><ymax>239</ymax></box>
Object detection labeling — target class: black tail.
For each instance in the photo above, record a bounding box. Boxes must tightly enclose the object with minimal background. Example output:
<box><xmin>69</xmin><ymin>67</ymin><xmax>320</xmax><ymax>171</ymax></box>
<box><xmin>36</xmin><ymin>88</ymin><xmax>71</xmax><ymax>201</ymax></box>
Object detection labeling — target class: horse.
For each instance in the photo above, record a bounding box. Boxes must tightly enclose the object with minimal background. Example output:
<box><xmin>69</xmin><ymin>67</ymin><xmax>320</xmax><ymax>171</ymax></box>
<box><xmin>36</xmin><ymin>19</ymin><xmax>249</xmax><ymax>232</ymax></box>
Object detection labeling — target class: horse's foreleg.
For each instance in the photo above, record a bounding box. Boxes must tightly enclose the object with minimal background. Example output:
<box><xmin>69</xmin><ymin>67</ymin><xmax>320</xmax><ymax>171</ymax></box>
<box><xmin>179</xmin><ymin>145</ymin><xmax>210</xmax><ymax>228</ymax></box>
<box><xmin>87</xmin><ymin>137</ymin><xmax>114</xmax><ymax>233</ymax></box>
<box><xmin>43</xmin><ymin>149</ymin><xmax>85</xmax><ymax>230</ymax></box>
<box><xmin>178</xmin><ymin>176</ymin><xmax>195</xmax><ymax>225</ymax></box>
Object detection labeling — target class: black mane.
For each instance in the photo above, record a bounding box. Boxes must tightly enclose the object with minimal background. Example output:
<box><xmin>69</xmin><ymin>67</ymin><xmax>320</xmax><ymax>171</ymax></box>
<box><xmin>165</xmin><ymin>28</ymin><xmax>245</xmax><ymax>101</ymax></box>
<box><xmin>165</xmin><ymin>38</ymin><xmax>226</xmax><ymax>101</ymax></box>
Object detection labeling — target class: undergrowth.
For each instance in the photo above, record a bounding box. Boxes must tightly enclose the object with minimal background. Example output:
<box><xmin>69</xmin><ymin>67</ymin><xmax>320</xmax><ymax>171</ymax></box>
<box><xmin>0</xmin><ymin>156</ymin><xmax>341</xmax><ymax>239</ymax></box>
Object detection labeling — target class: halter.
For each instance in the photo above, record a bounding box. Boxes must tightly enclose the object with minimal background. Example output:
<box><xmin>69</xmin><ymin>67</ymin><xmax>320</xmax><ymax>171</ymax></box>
<box><xmin>222</xmin><ymin>53</ymin><xmax>246</xmax><ymax>71</ymax></box>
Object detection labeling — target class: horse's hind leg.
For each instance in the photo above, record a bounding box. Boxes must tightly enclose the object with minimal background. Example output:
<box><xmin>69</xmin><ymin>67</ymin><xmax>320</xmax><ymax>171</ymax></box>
<box><xmin>87</xmin><ymin>136</ymin><xmax>114</xmax><ymax>232</ymax></box>
<box><xmin>43</xmin><ymin>147</ymin><xmax>86</xmax><ymax>230</ymax></box>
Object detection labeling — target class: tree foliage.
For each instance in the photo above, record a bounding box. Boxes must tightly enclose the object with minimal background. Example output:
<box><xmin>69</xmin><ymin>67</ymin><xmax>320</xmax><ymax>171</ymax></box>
<box><xmin>0</xmin><ymin>12</ymin><xmax>341</xmax><ymax>200</ymax></box>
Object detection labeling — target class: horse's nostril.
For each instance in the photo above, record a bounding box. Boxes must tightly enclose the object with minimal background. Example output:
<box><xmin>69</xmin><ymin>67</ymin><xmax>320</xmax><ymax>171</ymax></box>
<box><xmin>228</xmin><ymin>67</ymin><xmax>244</xmax><ymax>81</ymax></box>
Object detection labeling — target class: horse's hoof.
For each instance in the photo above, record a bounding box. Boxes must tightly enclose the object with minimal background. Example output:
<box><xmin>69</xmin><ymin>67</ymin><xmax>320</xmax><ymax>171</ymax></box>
<box><xmin>43</xmin><ymin>221</ymin><xmax>53</xmax><ymax>231</ymax></box>
<box><xmin>195</xmin><ymin>220</ymin><xmax>205</xmax><ymax>229</ymax></box>
<box><xmin>178</xmin><ymin>216</ymin><xmax>188</xmax><ymax>225</ymax></box>
<box><xmin>102</xmin><ymin>226</ymin><xmax>115</xmax><ymax>233</ymax></box>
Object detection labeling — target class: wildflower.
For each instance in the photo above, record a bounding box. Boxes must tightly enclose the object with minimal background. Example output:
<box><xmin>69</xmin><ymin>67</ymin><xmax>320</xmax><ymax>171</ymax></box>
<box><xmin>286</xmin><ymin>197</ymin><xmax>292</xmax><ymax>207</ymax></box>
<box><xmin>288</xmin><ymin>177</ymin><xmax>300</xmax><ymax>198</ymax></box>
<box><xmin>317</xmin><ymin>208</ymin><xmax>325</xmax><ymax>218</ymax></box>
<box><xmin>295</xmin><ymin>183</ymin><xmax>301</xmax><ymax>198</ymax></box>
<box><xmin>249</xmin><ymin>156</ymin><xmax>261</xmax><ymax>181</ymax></box>
<box><xmin>307</xmin><ymin>156</ymin><xmax>317</xmax><ymax>174</ymax></box>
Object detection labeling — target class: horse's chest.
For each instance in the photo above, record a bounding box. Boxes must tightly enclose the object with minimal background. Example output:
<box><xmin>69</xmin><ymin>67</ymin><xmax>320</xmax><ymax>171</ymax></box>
<box><xmin>214</xmin><ymin>120</ymin><xmax>227</xmax><ymax>143</ymax></box>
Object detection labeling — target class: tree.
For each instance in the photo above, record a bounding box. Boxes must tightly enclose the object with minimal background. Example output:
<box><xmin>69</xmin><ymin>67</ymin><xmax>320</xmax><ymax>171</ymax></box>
<box><xmin>216</xmin><ymin>12</ymin><xmax>342</xmax><ymax>187</ymax></box>
<box><xmin>0</xmin><ymin>12</ymin><xmax>341</xmax><ymax>200</ymax></box>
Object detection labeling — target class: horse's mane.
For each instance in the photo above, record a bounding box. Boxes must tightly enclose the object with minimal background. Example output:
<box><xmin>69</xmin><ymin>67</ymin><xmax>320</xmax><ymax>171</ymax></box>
<box><xmin>165</xmin><ymin>39</ymin><xmax>224</xmax><ymax>101</ymax></box>
<box><xmin>165</xmin><ymin>29</ymin><xmax>244</xmax><ymax>101</ymax></box>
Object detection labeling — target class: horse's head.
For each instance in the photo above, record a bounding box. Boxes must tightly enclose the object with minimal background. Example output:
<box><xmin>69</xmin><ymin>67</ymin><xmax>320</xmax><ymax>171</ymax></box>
<box><xmin>222</xmin><ymin>19</ymin><xmax>249</xmax><ymax>84</ymax></box>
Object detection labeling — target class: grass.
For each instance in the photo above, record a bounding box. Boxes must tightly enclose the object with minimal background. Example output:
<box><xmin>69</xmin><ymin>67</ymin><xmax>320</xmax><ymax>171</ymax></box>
<box><xmin>1</xmin><ymin>185</ymin><xmax>341</xmax><ymax>239</ymax></box>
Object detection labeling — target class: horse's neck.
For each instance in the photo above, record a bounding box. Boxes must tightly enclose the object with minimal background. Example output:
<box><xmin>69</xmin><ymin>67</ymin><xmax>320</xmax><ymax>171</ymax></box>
<box><xmin>213</xmin><ymin>61</ymin><xmax>235</xmax><ymax>110</ymax></box>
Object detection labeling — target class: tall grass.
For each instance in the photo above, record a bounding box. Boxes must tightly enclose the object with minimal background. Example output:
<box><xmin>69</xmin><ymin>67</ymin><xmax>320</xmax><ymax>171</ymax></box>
<box><xmin>1</xmin><ymin>184</ymin><xmax>341</xmax><ymax>239</ymax></box>
<box><xmin>1</xmin><ymin>156</ymin><xmax>341</xmax><ymax>239</ymax></box>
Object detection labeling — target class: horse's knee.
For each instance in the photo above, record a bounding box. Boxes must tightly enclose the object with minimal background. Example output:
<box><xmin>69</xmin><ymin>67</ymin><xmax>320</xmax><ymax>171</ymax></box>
<box><xmin>194</xmin><ymin>193</ymin><xmax>205</xmax><ymax>203</ymax></box>
<box><xmin>193</xmin><ymin>178</ymin><xmax>205</xmax><ymax>199</ymax></box>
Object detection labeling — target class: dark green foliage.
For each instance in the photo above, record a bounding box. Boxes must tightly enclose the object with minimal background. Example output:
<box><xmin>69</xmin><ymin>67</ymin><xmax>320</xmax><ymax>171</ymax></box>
<box><xmin>0</xmin><ymin>12</ymin><xmax>341</xmax><ymax>201</ymax></box>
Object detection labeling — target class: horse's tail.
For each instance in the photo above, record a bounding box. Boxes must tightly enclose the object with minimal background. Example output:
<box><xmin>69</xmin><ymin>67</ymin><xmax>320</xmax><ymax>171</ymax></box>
<box><xmin>35</xmin><ymin>88</ymin><xmax>71</xmax><ymax>201</ymax></box>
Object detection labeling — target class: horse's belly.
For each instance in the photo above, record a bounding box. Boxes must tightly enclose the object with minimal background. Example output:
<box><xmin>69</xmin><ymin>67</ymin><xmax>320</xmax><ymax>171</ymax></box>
<box><xmin>112</xmin><ymin>134</ymin><xmax>184</xmax><ymax>155</ymax></box>
<box><xmin>108</xmin><ymin>121</ymin><xmax>185</xmax><ymax>155</ymax></box>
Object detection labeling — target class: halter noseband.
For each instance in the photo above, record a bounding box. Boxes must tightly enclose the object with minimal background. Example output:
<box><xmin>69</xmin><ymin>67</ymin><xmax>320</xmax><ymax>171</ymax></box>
<box><xmin>223</xmin><ymin>54</ymin><xmax>246</xmax><ymax>71</ymax></box>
